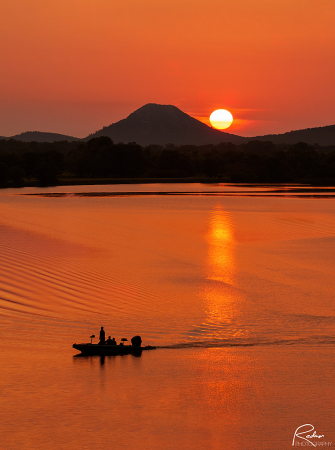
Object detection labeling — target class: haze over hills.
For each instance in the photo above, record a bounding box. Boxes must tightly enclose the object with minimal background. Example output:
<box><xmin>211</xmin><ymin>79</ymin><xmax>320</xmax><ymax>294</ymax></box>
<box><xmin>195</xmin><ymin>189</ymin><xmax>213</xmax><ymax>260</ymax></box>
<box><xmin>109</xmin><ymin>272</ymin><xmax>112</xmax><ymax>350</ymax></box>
<box><xmin>85</xmin><ymin>104</ymin><xmax>246</xmax><ymax>146</ymax></box>
<box><xmin>1</xmin><ymin>104</ymin><xmax>335</xmax><ymax>146</ymax></box>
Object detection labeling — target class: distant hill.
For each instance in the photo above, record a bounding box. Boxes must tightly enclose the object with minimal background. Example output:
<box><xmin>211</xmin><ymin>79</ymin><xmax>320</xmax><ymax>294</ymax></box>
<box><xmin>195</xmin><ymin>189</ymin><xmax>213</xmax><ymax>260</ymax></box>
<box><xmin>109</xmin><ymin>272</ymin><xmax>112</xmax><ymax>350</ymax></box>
<box><xmin>7</xmin><ymin>131</ymin><xmax>80</xmax><ymax>143</ymax></box>
<box><xmin>251</xmin><ymin>124</ymin><xmax>335</xmax><ymax>146</ymax></box>
<box><xmin>85</xmin><ymin>103</ymin><xmax>246</xmax><ymax>146</ymax></box>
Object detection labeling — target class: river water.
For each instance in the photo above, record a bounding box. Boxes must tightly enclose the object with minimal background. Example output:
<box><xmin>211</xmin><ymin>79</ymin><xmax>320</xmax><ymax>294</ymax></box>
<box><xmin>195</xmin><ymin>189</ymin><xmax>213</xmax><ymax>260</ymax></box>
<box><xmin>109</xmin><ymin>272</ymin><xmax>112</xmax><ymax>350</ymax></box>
<box><xmin>0</xmin><ymin>183</ymin><xmax>334</xmax><ymax>449</ymax></box>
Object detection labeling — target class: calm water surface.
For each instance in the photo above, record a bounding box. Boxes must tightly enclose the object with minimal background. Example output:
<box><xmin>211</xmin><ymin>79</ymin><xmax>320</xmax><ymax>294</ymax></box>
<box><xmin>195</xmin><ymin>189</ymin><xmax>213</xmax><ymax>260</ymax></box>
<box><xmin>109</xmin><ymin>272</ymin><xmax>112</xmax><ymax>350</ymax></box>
<box><xmin>0</xmin><ymin>184</ymin><xmax>334</xmax><ymax>449</ymax></box>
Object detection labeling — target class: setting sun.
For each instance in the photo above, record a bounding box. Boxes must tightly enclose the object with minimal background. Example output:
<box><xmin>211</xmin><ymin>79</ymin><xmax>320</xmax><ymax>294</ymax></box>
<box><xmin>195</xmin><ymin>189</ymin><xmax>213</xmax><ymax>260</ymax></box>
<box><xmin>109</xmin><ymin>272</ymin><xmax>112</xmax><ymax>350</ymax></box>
<box><xmin>209</xmin><ymin>109</ymin><xmax>233</xmax><ymax>130</ymax></box>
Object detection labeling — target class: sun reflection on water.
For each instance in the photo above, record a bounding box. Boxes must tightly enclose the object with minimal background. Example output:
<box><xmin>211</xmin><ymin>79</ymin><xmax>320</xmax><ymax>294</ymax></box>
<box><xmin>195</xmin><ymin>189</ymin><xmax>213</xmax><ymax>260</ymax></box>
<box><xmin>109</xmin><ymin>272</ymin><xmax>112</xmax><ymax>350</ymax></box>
<box><xmin>206</xmin><ymin>206</ymin><xmax>235</xmax><ymax>285</ymax></box>
<box><xmin>199</xmin><ymin>207</ymin><xmax>248</xmax><ymax>340</ymax></box>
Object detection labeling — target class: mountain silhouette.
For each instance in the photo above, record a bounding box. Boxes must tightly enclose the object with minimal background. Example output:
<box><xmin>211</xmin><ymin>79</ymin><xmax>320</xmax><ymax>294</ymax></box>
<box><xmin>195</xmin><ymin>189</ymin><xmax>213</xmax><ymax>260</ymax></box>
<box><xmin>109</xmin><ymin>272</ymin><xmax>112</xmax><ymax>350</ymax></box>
<box><xmin>85</xmin><ymin>103</ymin><xmax>245</xmax><ymax>146</ymax></box>
<box><xmin>250</xmin><ymin>125</ymin><xmax>335</xmax><ymax>146</ymax></box>
<box><xmin>4</xmin><ymin>131</ymin><xmax>80</xmax><ymax>143</ymax></box>
<box><xmin>1</xmin><ymin>105</ymin><xmax>335</xmax><ymax>146</ymax></box>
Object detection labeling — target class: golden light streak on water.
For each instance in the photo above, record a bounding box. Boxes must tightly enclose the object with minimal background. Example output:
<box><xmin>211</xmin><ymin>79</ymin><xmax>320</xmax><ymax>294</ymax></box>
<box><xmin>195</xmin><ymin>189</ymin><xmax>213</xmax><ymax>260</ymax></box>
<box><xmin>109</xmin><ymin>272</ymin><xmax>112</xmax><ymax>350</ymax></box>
<box><xmin>199</xmin><ymin>207</ymin><xmax>249</xmax><ymax>340</ymax></box>
<box><xmin>206</xmin><ymin>207</ymin><xmax>235</xmax><ymax>285</ymax></box>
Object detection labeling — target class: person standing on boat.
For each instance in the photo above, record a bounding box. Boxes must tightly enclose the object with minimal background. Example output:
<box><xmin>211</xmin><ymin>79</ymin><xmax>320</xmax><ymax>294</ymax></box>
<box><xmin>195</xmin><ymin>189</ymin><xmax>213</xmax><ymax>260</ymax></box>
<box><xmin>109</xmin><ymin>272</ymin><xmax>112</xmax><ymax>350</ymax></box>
<box><xmin>98</xmin><ymin>326</ymin><xmax>105</xmax><ymax>345</ymax></box>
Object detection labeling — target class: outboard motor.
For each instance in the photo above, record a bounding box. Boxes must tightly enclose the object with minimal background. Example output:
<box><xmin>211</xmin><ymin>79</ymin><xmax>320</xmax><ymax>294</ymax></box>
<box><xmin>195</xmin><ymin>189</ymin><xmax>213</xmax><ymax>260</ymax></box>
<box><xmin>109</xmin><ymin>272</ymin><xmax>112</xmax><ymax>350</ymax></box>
<box><xmin>131</xmin><ymin>336</ymin><xmax>142</xmax><ymax>347</ymax></box>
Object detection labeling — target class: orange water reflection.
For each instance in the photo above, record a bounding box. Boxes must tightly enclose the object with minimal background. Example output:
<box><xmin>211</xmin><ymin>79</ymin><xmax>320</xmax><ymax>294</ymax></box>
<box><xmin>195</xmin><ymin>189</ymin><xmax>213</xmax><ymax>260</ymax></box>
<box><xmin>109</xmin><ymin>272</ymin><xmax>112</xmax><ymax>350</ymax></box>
<box><xmin>206</xmin><ymin>207</ymin><xmax>235</xmax><ymax>285</ymax></box>
<box><xmin>201</xmin><ymin>207</ymin><xmax>247</xmax><ymax>340</ymax></box>
<box><xmin>196</xmin><ymin>210</ymin><xmax>255</xmax><ymax>428</ymax></box>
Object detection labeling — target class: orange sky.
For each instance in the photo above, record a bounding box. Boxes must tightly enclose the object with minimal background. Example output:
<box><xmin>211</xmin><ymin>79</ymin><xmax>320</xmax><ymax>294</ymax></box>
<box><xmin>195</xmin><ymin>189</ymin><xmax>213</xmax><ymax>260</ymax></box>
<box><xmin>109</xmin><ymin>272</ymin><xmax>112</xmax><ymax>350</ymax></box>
<box><xmin>1</xmin><ymin>0</ymin><xmax>335</xmax><ymax>138</ymax></box>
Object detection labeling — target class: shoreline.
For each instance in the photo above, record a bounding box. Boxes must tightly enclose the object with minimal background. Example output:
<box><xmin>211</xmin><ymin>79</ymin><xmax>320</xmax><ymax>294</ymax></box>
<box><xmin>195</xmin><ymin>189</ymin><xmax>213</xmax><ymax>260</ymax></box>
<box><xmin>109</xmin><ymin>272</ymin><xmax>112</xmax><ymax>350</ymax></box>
<box><xmin>4</xmin><ymin>177</ymin><xmax>228</xmax><ymax>189</ymax></box>
<box><xmin>2</xmin><ymin>176</ymin><xmax>335</xmax><ymax>189</ymax></box>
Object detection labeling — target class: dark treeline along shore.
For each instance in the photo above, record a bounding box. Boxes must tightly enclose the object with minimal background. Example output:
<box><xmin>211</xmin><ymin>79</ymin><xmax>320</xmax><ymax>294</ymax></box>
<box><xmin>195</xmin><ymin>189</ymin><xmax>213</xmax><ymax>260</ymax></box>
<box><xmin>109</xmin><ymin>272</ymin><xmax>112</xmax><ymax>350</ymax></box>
<box><xmin>1</xmin><ymin>136</ymin><xmax>335</xmax><ymax>188</ymax></box>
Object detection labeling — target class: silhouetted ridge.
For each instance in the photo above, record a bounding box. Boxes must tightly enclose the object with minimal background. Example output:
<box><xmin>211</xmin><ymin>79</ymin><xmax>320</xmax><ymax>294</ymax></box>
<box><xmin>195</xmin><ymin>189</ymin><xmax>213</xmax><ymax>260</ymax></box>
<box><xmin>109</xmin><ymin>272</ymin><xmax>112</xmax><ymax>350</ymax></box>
<box><xmin>252</xmin><ymin>124</ymin><xmax>335</xmax><ymax>146</ymax></box>
<box><xmin>9</xmin><ymin>131</ymin><xmax>80</xmax><ymax>143</ymax></box>
<box><xmin>85</xmin><ymin>103</ymin><xmax>245</xmax><ymax>146</ymax></box>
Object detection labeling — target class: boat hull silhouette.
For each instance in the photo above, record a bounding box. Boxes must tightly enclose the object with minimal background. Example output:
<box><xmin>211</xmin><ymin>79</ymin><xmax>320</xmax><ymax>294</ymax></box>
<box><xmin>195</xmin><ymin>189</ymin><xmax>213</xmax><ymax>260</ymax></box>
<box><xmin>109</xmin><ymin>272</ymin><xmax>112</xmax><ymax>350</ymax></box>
<box><xmin>73</xmin><ymin>343</ymin><xmax>156</xmax><ymax>355</ymax></box>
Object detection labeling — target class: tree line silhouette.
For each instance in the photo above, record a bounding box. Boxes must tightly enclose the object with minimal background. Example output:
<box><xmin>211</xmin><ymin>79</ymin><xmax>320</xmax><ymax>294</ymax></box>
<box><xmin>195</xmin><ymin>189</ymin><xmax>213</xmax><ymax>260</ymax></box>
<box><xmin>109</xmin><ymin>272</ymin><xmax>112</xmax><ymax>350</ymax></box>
<box><xmin>1</xmin><ymin>136</ymin><xmax>335</xmax><ymax>187</ymax></box>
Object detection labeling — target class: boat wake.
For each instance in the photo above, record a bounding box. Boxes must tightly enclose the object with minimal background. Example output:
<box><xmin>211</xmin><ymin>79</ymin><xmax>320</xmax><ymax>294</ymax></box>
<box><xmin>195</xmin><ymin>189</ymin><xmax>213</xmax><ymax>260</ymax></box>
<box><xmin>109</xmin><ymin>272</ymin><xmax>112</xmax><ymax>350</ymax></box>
<box><xmin>157</xmin><ymin>335</ymin><xmax>335</xmax><ymax>349</ymax></box>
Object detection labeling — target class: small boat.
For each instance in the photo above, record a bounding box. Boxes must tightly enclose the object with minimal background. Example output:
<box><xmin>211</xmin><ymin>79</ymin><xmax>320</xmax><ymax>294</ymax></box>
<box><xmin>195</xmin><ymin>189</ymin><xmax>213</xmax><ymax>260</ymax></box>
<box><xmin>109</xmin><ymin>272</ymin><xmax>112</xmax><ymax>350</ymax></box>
<box><xmin>72</xmin><ymin>343</ymin><xmax>156</xmax><ymax>355</ymax></box>
<box><xmin>73</xmin><ymin>335</ymin><xmax>156</xmax><ymax>356</ymax></box>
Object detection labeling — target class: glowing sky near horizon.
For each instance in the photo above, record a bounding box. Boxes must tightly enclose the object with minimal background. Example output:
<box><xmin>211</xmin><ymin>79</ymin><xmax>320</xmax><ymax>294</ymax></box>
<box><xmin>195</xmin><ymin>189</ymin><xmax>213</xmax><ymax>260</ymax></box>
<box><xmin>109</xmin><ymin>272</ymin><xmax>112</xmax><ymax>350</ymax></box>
<box><xmin>1</xmin><ymin>0</ymin><xmax>335</xmax><ymax>138</ymax></box>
